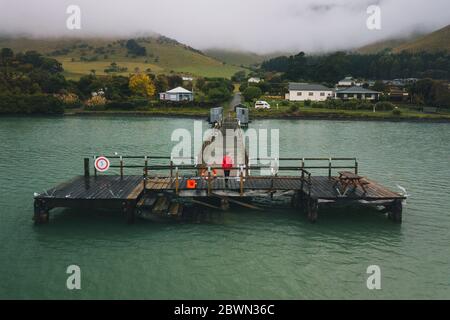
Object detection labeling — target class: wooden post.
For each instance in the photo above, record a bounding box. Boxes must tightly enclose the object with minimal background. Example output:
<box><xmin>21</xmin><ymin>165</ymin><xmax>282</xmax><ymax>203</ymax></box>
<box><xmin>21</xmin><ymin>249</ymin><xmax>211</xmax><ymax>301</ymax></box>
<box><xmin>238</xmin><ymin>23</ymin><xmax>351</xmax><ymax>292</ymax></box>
<box><xmin>308</xmin><ymin>173</ymin><xmax>312</xmax><ymax>198</ymax></box>
<box><xmin>355</xmin><ymin>160</ymin><xmax>358</xmax><ymax>175</ymax></box>
<box><xmin>175</xmin><ymin>167</ymin><xmax>179</xmax><ymax>195</ymax></box>
<box><xmin>388</xmin><ymin>199</ymin><xmax>403</xmax><ymax>223</ymax></box>
<box><xmin>307</xmin><ymin>198</ymin><xmax>318</xmax><ymax>223</ymax></box>
<box><xmin>270</xmin><ymin>173</ymin><xmax>274</xmax><ymax>200</ymax></box>
<box><xmin>144</xmin><ymin>156</ymin><xmax>148</xmax><ymax>177</ymax></box>
<box><xmin>239</xmin><ymin>167</ymin><xmax>244</xmax><ymax>196</ymax></box>
<box><xmin>170</xmin><ymin>161</ymin><xmax>173</xmax><ymax>179</ymax></box>
<box><xmin>123</xmin><ymin>201</ymin><xmax>135</xmax><ymax>224</ymax></box>
<box><xmin>84</xmin><ymin>158</ymin><xmax>90</xmax><ymax>177</ymax></box>
<box><xmin>207</xmin><ymin>166</ymin><xmax>212</xmax><ymax>196</ymax></box>
<box><xmin>93</xmin><ymin>156</ymin><xmax>97</xmax><ymax>177</ymax></box>
<box><xmin>120</xmin><ymin>156</ymin><xmax>124</xmax><ymax>178</ymax></box>
<box><xmin>300</xmin><ymin>169</ymin><xmax>304</xmax><ymax>194</ymax></box>
<box><xmin>33</xmin><ymin>199</ymin><xmax>49</xmax><ymax>224</ymax></box>
<box><xmin>328</xmin><ymin>157</ymin><xmax>332</xmax><ymax>178</ymax></box>
<box><xmin>143</xmin><ymin>169</ymin><xmax>147</xmax><ymax>192</ymax></box>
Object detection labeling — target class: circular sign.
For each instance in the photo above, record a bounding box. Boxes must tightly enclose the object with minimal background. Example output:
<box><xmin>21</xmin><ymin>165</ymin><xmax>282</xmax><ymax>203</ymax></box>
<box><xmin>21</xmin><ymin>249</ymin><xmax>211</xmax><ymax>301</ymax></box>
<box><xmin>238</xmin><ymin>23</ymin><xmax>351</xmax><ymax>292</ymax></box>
<box><xmin>95</xmin><ymin>156</ymin><xmax>110</xmax><ymax>172</ymax></box>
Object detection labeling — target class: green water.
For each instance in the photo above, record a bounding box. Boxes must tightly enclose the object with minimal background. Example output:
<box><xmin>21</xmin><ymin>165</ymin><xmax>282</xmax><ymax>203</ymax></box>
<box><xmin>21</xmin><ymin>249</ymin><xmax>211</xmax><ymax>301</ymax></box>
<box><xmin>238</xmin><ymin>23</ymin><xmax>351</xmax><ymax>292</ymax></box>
<box><xmin>0</xmin><ymin>116</ymin><xmax>449</xmax><ymax>299</ymax></box>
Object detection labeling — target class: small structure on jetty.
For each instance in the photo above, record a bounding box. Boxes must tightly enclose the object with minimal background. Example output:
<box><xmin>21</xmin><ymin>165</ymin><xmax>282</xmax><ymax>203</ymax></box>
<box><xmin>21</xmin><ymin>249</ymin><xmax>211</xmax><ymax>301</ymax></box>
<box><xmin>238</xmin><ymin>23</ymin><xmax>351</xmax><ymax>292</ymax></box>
<box><xmin>209</xmin><ymin>106</ymin><xmax>223</xmax><ymax>125</ymax></box>
<box><xmin>33</xmin><ymin>116</ymin><xmax>405</xmax><ymax>225</ymax></box>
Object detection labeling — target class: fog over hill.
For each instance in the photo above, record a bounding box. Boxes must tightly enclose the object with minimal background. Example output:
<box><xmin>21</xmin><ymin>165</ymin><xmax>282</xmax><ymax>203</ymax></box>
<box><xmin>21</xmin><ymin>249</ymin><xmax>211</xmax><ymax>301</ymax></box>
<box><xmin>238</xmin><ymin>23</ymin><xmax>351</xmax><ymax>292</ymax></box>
<box><xmin>0</xmin><ymin>0</ymin><xmax>449</xmax><ymax>54</ymax></box>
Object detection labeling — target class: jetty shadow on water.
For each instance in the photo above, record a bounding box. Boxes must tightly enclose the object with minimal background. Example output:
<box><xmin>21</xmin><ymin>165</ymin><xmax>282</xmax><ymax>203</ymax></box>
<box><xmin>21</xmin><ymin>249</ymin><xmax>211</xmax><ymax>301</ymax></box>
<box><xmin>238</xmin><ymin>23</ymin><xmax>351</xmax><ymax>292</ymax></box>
<box><xmin>33</xmin><ymin>203</ymin><xmax>403</xmax><ymax>247</ymax></box>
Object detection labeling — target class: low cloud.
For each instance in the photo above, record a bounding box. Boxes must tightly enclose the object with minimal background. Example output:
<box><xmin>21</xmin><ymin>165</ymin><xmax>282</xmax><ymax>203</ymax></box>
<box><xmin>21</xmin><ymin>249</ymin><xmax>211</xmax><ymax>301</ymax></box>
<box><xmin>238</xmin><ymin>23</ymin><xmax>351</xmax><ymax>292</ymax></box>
<box><xmin>0</xmin><ymin>0</ymin><xmax>449</xmax><ymax>53</ymax></box>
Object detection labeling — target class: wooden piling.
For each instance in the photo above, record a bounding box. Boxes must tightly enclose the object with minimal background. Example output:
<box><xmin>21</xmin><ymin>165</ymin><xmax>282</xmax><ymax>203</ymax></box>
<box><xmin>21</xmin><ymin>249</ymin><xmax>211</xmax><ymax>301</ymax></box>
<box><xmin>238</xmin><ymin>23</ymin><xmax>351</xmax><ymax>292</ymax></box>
<box><xmin>239</xmin><ymin>168</ymin><xmax>244</xmax><ymax>196</ymax></box>
<box><xmin>175</xmin><ymin>168</ymin><xmax>179</xmax><ymax>195</ymax></box>
<box><xmin>84</xmin><ymin>158</ymin><xmax>90</xmax><ymax>177</ymax></box>
<box><xmin>328</xmin><ymin>158</ymin><xmax>332</xmax><ymax>178</ymax></box>
<box><xmin>207</xmin><ymin>167</ymin><xmax>212</xmax><ymax>196</ymax></box>
<box><xmin>33</xmin><ymin>199</ymin><xmax>49</xmax><ymax>225</ymax></box>
<box><xmin>388</xmin><ymin>199</ymin><xmax>403</xmax><ymax>223</ymax></box>
<box><xmin>120</xmin><ymin>156</ymin><xmax>124</xmax><ymax>178</ymax></box>
<box><xmin>123</xmin><ymin>201</ymin><xmax>135</xmax><ymax>224</ymax></box>
<box><xmin>93</xmin><ymin>156</ymin><xmax>97</xmax><ymax>177</ymax></box>
<box><xmin>307</xmin><ymin>198</ymin><xmax>318</xmax><ymax>223</ymax></box>
<box><xmin>144</xmin><ymin>156</ymin><xmax>148</xmax><ymax>176</ymax></box>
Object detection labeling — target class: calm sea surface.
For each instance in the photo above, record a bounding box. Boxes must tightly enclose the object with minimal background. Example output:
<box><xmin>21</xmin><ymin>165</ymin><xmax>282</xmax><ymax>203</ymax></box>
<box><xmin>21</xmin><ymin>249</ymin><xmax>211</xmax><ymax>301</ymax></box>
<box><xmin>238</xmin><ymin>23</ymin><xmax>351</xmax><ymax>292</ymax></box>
<box><xmin>0</xmin><ymin>116</ymin><xmax>449</xmax><ymax>299</ymax></box>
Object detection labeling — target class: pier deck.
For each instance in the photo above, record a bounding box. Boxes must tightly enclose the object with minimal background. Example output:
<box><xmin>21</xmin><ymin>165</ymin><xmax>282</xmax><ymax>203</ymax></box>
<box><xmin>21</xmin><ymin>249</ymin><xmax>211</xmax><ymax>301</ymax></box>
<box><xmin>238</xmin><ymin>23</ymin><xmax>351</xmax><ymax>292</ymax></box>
<box><xmin>144</xmin><ymin>175</ymin><xmax>404</xmax><ymax>201</ymax></box>
<box><xmin>33</xmin><ymin>119</ymin><xmax>405</xmax><ymax>224</ymax></box>
<box><xmin>33</xmin><ymin>172</ymin><xmax>405</xmax><ymax>224</ymax></box>
<box><xmin>37</xmin><ymin>175</ymin><xmax>143</xmax><ymax>201</ymax></box>
<box><xmin>34</xmin><ymin>175</ymin><xmax>143</xmax><ymax>223</ymax></box>
<box><xmin>308</xmin><ymin>176</ymin><xmax>402</xmax><ymax>201</ymax></box>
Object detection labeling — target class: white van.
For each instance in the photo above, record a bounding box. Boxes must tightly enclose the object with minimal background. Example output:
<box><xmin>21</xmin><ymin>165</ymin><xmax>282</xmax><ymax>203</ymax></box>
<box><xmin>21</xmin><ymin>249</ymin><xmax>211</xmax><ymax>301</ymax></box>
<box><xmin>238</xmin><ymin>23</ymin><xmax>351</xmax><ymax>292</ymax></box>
<box><xmin>255</xmin><ymin>101</ymin><xmax>271</xmax><ymax>109</ymax></box>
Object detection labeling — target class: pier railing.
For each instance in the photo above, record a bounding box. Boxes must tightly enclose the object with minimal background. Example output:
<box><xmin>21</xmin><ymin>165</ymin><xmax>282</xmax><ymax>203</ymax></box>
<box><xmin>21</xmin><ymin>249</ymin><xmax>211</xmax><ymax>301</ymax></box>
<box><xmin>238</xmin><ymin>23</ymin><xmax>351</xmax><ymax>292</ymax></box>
<box><xmin>83</xmin><ymin>155</ymin><xmax>315</xmax><ymax>196</ymax></box>
<box><xmin>84</xmin><ymin>156</ymin><xmax>357</xmax><ymax>179</ymax></box>
<box><xmin>83</xmin><ymin>156</ymin><xmax>357</xmax><ymax>197</ymax></box>
<box><xmin>249</xmin><ymin>157</ymin><xmax>358</xmax><ymax>177</ymax></box>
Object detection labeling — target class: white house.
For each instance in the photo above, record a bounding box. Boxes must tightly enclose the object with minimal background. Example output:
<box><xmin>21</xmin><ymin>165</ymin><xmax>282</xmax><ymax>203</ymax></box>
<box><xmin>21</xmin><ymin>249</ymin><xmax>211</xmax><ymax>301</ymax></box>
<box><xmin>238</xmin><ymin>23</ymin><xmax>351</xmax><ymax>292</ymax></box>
<box><xmin>287</xmin><ymin>83</ymin><xmax>334</xmax><ymax>102</ymax></box>
<box><xmin>159</xmin><ymin>87</ymin><xmax>194</xmax><ymax>102</ymax></box>
<box><xmin>248</xmin><ymin>77</ymin><xmax>261</xmax><ymax>83</ymax></box>
<box><xmin>337</xmin><ymin>76</ymin><xmax>363</xmax><ymax>87</ymax></box>
<box><xmin>335</xmin><ymin>86</ymin><xmax>380</xmax><ymax>101</ymax></box>
<box><xmin>182</xmin><ymin>76</ymin><xmax>194</xmax><ymax>81</ymax></box>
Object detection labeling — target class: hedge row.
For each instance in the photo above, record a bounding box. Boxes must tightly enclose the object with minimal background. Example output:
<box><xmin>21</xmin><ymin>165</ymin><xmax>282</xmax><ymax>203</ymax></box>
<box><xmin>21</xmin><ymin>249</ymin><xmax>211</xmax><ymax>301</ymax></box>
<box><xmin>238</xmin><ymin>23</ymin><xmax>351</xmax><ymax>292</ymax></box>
<box><xmin>0</xmin><ymin>94</ymin><xmax>64</xmax><ymax>114</ymax></box>
<box><xmin>104</xmin><ymin>99</ymin><xmax>217</xmax><ymax>110</ymax></box>
<box><xmin>308</xmin><ymin>100</ymin><xmax>396</xmax><ymax>111</ymax></box>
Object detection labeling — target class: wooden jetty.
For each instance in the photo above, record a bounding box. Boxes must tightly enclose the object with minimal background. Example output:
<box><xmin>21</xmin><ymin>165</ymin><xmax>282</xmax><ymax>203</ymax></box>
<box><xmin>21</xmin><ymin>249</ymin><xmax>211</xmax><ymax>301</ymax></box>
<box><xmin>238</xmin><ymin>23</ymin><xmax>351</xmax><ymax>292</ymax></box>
<box><xmin>33</xmin><ymin>118</ymin><xmax>405</xmax><ymax>224</ymax></box>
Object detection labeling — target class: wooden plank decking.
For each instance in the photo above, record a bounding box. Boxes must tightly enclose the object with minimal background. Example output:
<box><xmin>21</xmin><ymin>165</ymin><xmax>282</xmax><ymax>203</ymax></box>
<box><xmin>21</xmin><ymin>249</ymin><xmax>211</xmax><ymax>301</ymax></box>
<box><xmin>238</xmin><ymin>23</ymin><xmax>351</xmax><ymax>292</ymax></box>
<box><xmin>143</xmin><ymin>175</ymin><xmax>404</xmax><ymax>201</ymax></box>
<box><xmin>35</xmin><ymin>175</ymin><xmax>143</xmax><ymax>201</ymax></box>
<box><xmin>308</xmin><ymin>176</ymin><xmax>403</xmax><ymax>201</ymax></box>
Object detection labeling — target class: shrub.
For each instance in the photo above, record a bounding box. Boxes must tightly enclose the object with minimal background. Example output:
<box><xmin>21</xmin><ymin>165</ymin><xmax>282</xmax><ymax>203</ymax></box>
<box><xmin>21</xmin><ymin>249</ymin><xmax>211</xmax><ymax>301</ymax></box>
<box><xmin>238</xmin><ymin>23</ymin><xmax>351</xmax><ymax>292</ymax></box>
<box><xmin>106</xmin><ymin>101</ymin><xmax>134</xmax><ymax>110</ymax></box>
<box><xmin>304</xmin><ymin>99</ymin><xmax>312</xmax><ymax>107</ymax></box>
<box><xmin>106</xmin><ymin>98</ymin><xmax>149</xmax><ymax>110</ymax></box>
<box><xmin>280</xmin><ymin>100</ymin><xmax>289</xmax><ymax>106</ymax></box>
<box><xmin>375</xmin><ymin>101</ymin><xmax>396</xmax><ymax>111</ymax></box>
<box><xmin>242</xmin><ymin>86</ymin><xmax>262</xmax><ymax>101</ymax></box>
<box><xmin>289</xmin><ymin>104</ymin><xmax>299</xmax><ymax>113</ymax></box>
<box><xmin>392</xmin><ymin>108</ymin><xmax>402</xmax><ymax>116</ymax></box>
<box><xmin>85</xmin><ymin>95</ymin><xmax>107</xmax><ymax>110</ymax></box>
<box><xmin>324</xmin><ymin>99</ymin><xmax>343</xmax><ymax>109</ymax></box>
<box><xmin>207</xmin><ymin>87</ymin><xmax>232</xmax><ymax>103</ymax></box>
<box><xmin>55</xmin><ymin>93</ymin><xmax>81</xmax><ymax>108</ymax></box>
<box><xmin>356</xmin><ymin>102</ymin><xmax>373</xmax><ymax>110</ymax></box>
<box><xmin>311</xmin><ymin>102</ymin><xmax>325</xmax><ymax>108</ymax></box>
<box><xmin>342</xmin><ymin>100</ymin><xmax>359</xmax><ymax>110</ymax></box>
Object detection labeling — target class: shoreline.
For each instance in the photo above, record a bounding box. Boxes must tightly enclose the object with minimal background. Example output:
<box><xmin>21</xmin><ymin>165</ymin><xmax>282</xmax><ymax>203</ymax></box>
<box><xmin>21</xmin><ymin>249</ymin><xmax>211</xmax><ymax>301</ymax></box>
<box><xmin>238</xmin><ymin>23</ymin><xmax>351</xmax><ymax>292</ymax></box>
<box><xmin>1</xmin><ymin>110</ymin><xmax>450</xmax><ymax>123</ymax></box>
<box><xmin>66</xmin><ymin>110</ymin><xmax>450</xmax><ymax>123</ymax></box>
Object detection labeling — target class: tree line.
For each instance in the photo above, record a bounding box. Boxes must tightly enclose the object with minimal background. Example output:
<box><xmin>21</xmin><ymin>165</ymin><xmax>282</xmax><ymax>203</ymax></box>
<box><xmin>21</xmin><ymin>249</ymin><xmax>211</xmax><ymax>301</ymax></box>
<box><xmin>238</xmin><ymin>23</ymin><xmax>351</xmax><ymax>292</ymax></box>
<box><xmin>261</xmin><ymin>51</ymin><xmax>450</xmax><ymax>84</ymax></box>
<box><xmin>0</xmin><ymin>48</ymin><xmax>233</xmax><ymax>114</ymax></box>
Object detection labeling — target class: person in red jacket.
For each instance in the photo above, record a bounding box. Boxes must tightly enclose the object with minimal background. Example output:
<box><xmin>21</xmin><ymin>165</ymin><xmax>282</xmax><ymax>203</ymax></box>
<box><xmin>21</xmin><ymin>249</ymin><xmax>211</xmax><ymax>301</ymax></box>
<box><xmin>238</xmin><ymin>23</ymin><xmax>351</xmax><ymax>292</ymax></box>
<box><xmin>222</xmin><ymin>154</ymin><xmax>233</xmax><ymax>186</ymax></box>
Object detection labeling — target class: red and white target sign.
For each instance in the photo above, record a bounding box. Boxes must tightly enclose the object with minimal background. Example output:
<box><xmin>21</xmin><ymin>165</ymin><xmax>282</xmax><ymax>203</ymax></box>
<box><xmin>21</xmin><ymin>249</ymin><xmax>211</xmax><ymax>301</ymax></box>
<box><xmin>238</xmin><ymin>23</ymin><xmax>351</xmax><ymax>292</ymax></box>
<box><xmin>94</xmin><ymin>156</ymin><xmax>110</xmax><ymax>172</ymax></box>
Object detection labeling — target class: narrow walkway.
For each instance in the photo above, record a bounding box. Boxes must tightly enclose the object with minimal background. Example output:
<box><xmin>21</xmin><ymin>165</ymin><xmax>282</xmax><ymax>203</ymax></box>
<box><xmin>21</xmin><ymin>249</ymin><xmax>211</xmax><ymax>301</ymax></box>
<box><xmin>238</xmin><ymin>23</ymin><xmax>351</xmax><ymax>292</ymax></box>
<box><xmin>227</xmin><ymin>92</ymin><xmax>242</xmax><ymax>114</ymax></box>
<box><xmin>200</xmin><ymin>99</ymin><xmax>247</xmax><ymax>177</ymax></box>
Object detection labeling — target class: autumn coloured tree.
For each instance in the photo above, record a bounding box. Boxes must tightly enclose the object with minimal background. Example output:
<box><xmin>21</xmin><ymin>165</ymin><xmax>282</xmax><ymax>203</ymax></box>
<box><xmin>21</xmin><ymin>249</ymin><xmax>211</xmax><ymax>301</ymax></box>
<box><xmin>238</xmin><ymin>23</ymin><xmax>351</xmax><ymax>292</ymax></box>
<box><xmin>128</xmin><ymin>73</ymin><xmax>156</xmax><ymax>98</ymax></box>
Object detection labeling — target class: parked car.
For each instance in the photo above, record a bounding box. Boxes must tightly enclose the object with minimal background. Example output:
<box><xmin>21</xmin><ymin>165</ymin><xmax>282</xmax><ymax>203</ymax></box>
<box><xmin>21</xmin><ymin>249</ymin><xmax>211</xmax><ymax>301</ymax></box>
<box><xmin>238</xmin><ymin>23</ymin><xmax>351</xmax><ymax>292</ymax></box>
<box><xmin>255</xmin><ymin>101</ymin><xmax>271</xmax><ymax>109</ymax></box>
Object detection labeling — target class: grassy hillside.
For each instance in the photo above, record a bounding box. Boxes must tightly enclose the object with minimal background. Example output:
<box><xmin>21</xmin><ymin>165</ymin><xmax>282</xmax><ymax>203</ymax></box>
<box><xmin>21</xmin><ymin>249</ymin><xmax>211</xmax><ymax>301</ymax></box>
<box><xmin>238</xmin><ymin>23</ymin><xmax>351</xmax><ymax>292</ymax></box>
<box><xmin>356</xmin><ymin>38</ymin><xmax>413</xmax><ymax>54</ymax></box>
<box><xmin>357</xmin><ymin>25</ymin><xmax>450</xmax><ymax>54</ymax></box>
<box><xmin>0</xmin><ymin>36</ymin><xmax>243</xmax><ymax>79</ymax></box>
<box><xmin>204</xmin><ymin>49</ymin><xmax>290</xmax><ymax>67</ymax></box>
<box><xmin>393</xmin><ymin>25</ymin><xmax>450</xmax><ymax>53</ymax></box>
